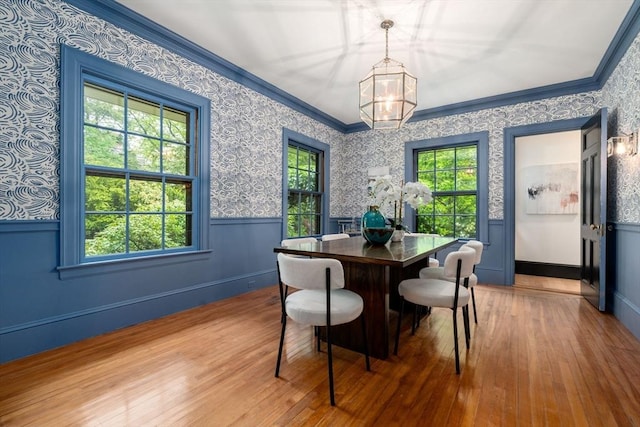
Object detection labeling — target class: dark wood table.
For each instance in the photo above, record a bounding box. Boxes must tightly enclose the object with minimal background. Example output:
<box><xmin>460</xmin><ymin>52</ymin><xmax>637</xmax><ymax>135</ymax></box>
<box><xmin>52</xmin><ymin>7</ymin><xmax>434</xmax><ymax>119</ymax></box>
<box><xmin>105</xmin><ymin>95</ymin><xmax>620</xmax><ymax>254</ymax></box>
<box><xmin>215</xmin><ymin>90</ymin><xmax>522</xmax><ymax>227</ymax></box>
<box><xmin>274</xmin><ymin>235</ymin><xmax>458</xmax><ymax>359</ymax></box>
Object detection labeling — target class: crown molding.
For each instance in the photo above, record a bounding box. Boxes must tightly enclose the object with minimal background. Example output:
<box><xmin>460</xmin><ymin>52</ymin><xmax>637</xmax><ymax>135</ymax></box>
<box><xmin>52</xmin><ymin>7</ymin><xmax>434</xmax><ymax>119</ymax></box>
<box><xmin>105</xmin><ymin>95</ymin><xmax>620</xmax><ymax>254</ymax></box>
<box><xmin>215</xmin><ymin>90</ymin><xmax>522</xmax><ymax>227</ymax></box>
<box><xmin>64</xmin><ymin>0</ymin><xmax>640</xmax><ymax>135</ymax></box>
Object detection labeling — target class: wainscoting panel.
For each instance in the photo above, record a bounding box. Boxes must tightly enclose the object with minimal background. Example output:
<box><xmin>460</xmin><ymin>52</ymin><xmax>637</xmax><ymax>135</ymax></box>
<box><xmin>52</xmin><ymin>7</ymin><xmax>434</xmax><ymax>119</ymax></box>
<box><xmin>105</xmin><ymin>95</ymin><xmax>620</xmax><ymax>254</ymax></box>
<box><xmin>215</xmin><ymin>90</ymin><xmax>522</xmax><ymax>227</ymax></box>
<box><xmin>612</xmin><ymin>223</ymin><xmax>640</xmax><ymax>340</ymax></box>
<box><xmin>0</xmin><ymin>219</ymin><xmax>282</xmax><ymax>363</ymax></box>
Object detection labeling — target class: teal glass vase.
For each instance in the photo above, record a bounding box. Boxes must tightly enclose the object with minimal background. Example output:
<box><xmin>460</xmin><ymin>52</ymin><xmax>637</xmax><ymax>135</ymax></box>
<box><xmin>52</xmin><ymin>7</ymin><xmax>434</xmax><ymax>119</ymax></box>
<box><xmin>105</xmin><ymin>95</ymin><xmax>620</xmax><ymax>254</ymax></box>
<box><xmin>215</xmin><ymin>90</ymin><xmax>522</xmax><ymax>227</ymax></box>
<box><xmin>361</xmin><ymin>206</ymin><xmax>393</xmax><ymax>245</ymax></box>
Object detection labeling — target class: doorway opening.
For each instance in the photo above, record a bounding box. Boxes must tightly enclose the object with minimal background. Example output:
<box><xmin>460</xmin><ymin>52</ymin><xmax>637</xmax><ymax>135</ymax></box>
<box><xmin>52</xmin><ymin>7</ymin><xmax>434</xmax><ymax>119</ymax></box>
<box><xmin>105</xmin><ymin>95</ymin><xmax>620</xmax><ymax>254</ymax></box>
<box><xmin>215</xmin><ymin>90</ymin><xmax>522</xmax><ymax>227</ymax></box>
<box><xmin>514</xmin><ymin>130</ymin><xmax>581</xmax><ymax>294</ymax></box>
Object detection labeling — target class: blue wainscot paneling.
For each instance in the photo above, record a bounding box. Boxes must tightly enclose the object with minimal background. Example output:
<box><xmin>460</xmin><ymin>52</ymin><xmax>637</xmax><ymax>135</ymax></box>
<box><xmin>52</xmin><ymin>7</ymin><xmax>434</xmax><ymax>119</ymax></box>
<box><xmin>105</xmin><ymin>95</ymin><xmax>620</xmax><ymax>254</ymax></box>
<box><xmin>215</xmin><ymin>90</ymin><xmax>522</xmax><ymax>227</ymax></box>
<box><xmin>0</xmin><ymin>219</ymin><xmax>281</xmax><ymax>363</ymax></box>
<box><xmin>612</xmin><ymin>223</ymin><xmax>640</xmax><ymax>340</ymax></box>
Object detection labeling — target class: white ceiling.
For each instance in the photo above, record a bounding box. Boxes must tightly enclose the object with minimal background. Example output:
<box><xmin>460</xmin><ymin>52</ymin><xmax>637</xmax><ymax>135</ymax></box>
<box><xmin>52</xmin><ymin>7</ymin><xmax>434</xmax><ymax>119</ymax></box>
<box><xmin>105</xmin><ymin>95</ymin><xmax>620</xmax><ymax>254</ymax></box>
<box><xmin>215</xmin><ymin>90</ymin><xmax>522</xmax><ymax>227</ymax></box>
<box><xmin>115</xmin><ymin>0</ymin><xmax>634</xmax><ymax>125</ymax></box>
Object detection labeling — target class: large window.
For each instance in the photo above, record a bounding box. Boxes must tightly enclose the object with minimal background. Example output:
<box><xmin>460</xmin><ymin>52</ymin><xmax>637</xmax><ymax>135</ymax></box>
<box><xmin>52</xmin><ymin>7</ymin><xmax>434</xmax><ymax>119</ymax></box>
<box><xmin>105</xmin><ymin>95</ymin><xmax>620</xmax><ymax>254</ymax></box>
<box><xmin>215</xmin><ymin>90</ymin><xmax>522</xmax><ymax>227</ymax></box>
<box><xmin>83</xmin><ymin>82</ymin><xmax>195</xmax><ymax>259</ymax></box>
<box><xmin>416</xmin><ymin>145</ymin><xmax>478</xmax><ymax>238</ymax></box>
<box><xmin>282</xmin><ymin>129</ymin><xmax>329</xmax><ymax>239</ymax></box>
<box><xmin>286</xmin><ymin>144</ymin><xmax>322</xmax><ymax>237</ymax></box>
<box><xmin>60</xmin><ymin>45</ymin><xmax>210</xmax><ymax>273</ymax></box>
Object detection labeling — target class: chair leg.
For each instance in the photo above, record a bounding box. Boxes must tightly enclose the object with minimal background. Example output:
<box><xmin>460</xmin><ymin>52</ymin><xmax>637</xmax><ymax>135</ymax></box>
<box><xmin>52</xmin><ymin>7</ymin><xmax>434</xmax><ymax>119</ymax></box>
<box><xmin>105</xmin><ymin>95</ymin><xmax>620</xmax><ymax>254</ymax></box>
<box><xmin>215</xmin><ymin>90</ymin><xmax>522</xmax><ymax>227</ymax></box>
<box><xmin>326</xmin><ymin>324</ymin><xmax>335</xmax><ymax>406</ymax></box>
<box><xmin>280</xmin><ymin>285</ymin><xmax>289</xmax><ymax>324</ymax></box>
<box><xmin>462</xmin><ymin>306</ymin><xmax>470</xmax><ymax>349</ymax></box>
<box><xmin>315</xmin><ymin>326</ymin><xmax>321</xmax><ymax>351</ymax></box>
<box><xmin>411</xmin><ymin>303</ymin><xmax>417</xmax><ymax>335</ymax></box>
<box><xmin>360</xmin><ymin>314</ymin><xmax>370</xmax><ymax>371</ymax></box>
<box><xmin>452</xmin><ymin>309</ymin><xmax>460</xmax><ymax>374</ymax></box>
<box><xmin>394</xmin><ymin>297</ymin><xmax>405</xmax><ymax>355</ymax></box>
<box><xmin>471</xmin><ymin>288</ymin><xmax>478</xmax><ymax>324</ymax></box>
<box><xmin>275</xmin><ymin>316</ymin><xmax>287</xmax><ymax>377</ymax></box>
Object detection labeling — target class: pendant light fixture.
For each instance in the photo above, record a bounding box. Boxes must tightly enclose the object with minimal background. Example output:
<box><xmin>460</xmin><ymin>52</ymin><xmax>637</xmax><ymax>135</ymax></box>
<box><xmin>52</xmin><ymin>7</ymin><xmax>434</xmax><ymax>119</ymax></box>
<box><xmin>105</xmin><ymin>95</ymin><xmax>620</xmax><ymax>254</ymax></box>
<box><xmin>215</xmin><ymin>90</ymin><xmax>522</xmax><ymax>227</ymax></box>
<box><xmin>359</xmin><ymin>19</ymin><xmax>417</xmax><ymax>130</ymax></box>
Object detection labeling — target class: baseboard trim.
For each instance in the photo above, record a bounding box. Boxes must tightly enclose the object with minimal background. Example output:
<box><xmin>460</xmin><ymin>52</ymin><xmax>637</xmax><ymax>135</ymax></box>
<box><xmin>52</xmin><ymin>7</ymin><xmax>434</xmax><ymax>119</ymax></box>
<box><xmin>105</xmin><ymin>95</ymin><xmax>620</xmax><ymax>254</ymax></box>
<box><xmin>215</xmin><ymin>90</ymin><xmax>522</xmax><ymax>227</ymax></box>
<box><xmin>515</xmin><ymin>261</ymin><xmax>580</xmax><ymax>279</ymax></box>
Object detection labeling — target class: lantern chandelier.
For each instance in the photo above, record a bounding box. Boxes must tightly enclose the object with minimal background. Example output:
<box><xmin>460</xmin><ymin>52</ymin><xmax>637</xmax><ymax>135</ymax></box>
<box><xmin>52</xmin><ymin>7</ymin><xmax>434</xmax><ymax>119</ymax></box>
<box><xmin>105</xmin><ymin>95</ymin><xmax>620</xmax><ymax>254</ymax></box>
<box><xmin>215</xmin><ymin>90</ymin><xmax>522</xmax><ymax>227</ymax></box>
<box><xmin>359</xmin><ymin>19</ymin><xmax>417</xmax><ymax>130</ymax></box>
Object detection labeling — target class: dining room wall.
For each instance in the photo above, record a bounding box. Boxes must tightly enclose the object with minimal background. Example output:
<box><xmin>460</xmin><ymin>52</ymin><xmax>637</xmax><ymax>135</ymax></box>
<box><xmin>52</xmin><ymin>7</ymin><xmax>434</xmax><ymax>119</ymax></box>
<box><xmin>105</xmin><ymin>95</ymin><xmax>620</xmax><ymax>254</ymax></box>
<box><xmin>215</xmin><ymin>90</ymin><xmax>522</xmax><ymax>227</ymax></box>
<box><xmin>0</xmin><ymin>0</ymin><xmax>343</xmax><ymax>363</ymax></box>
<box><xmin>1</xmin><ymin>0</ymin><xmax>639</xmax><ymax>363</ymax></box>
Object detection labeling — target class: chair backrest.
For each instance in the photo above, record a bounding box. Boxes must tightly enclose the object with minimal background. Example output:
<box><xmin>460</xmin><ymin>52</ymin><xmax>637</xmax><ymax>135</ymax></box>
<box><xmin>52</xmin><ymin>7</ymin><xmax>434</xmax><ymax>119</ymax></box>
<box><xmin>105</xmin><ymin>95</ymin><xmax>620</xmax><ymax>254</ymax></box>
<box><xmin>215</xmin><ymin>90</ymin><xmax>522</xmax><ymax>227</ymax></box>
<box><xmin>321</xmin><ymin>233</ymin><xmax>350</xmax><ymax>241</ymax></box>
<box><xmin>442</xmin><ymin>247</ymin><xmax>476</xmax><ymax>282</ymax></box>
<box><xmin>277</xmin><ymin>253</ymin><xmax>344</xmax><ymax>291</ymax></box>
<box><xmin>280</xmin><ymin>237</ymin><xmax>317</xmax><ymax>247</ymax></box>
<box><xmin>462</xmin><ymin>240</ymin><xmax>483</xmax><ymax>265</ymax></box>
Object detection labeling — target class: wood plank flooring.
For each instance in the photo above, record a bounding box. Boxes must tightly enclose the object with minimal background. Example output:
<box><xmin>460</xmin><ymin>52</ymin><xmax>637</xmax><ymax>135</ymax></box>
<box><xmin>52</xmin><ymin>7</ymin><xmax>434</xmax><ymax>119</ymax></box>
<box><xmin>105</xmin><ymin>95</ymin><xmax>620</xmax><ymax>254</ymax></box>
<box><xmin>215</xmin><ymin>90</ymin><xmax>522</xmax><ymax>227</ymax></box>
<box><xmin>514</xmin><ymin>273</ymin><xmax>581</xmax><ymax>294</ymax></box>
<box><xmin>1</xmin><ymin>280</ymin><xmax>639</xmax><ymax>426</ymax></box>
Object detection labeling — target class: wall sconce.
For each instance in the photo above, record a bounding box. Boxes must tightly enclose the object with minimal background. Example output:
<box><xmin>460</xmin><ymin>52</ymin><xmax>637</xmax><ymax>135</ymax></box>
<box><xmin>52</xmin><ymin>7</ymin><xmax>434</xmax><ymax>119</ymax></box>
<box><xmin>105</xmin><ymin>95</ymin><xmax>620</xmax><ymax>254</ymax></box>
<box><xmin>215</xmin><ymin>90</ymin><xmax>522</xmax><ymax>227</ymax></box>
<box><xmin>607</xmin><ymin>132</ymin><xmax>638</xmax><ymax>157</ymax></box>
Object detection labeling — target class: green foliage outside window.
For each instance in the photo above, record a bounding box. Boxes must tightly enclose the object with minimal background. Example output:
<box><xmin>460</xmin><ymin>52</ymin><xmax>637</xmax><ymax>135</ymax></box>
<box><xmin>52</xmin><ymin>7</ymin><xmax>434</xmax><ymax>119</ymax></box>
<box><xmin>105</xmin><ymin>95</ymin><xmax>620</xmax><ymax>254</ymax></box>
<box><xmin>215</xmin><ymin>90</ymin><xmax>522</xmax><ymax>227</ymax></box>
<box><xmin>287</xmin><ymin>144</ymin><xmax>322</xmax><ymax>237</ymax></box>
<box><xmin>83</xmin><ymin>83</ymin><xmax>194</xmax><ymax>258</ymax></box>
<box><xmin>416</xmin><ymin>145</ymin><xmax>478</xmax><ymax>238</ymax></box>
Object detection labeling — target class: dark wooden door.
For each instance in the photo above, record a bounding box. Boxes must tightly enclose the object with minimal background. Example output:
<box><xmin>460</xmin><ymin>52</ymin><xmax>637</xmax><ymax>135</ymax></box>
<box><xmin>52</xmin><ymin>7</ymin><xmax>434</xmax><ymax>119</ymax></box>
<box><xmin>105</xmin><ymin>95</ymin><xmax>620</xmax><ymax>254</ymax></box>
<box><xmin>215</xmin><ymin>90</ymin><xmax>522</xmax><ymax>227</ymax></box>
<box><xmin>580</xmin><ymin>109</ymin><xmax>608</xmax><ymax>311</ymax></box>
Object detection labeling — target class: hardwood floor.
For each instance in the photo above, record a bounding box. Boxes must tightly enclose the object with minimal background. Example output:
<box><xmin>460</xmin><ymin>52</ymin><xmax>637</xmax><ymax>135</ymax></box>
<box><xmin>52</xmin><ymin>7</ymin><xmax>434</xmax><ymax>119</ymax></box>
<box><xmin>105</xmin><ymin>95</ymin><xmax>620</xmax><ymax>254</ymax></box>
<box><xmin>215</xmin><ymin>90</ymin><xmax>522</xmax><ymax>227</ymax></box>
<box><xmin>513</xmin><ymin>273</ymin><xmax>581</xmax><ymax>294</ymax></box>
<box><xmin>1</xmin><ymin>280</ymin><xmax>640</xmax><ymax>426</ymax></box>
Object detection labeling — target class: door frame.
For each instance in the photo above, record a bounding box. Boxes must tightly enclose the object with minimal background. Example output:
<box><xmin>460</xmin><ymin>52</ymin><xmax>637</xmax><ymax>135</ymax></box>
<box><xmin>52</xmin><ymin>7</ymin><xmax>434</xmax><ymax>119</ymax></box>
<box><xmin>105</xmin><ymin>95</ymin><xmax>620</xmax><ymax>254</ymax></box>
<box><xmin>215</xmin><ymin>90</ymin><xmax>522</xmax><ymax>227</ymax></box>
<box><xmin>503</xmin><ymin>116</ymin><xmax>591</xmax><ymax>285</ymax></box>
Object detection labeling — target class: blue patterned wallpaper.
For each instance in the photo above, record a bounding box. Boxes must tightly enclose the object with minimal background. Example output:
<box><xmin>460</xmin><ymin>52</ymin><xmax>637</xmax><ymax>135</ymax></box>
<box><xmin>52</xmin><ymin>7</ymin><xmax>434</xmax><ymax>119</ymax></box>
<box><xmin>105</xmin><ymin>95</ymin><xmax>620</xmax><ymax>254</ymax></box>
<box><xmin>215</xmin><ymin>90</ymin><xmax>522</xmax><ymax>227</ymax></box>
<box><xmin>339</xmin><ymin>93</ymin><xmax>602</xmax><ymax>220</ymax></box>
<box><xmin>602</xmin><ymin>30</ymin><xmax>640</xmax><ymax>224</ymax></box>
<box><xmin>0</xmin><ymin>0</ymin><xmax>344</xmax><ymax>220</ymax></box>
<box><xmin>1</xmin><ymin>0</ymin><xmax>637</xmax><ymax>224</ymax></box>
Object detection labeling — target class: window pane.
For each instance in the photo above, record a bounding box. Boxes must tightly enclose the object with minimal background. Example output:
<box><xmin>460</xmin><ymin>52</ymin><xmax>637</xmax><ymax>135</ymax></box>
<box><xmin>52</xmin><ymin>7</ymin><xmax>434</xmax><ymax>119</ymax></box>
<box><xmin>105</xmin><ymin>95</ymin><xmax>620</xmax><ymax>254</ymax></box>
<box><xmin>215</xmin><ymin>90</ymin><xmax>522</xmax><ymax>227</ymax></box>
<box><xmin>84</xmin><ymin>127</ymin><xmax>125</xmax><ymax>168</ymax></box>
<box><xmin>163</xmin><ymin>142</ymin><xmax>188</xmax><ymax>175</ymax></box>
<box><xmin>299</xmin><ymin>150</ymin><xmax>310</xmax><ymax>171</ymax></box>
<box><xmin>417</xmin><ymin>151</ymin><xmax>434</xmax><ymax>171</ymax></box>
<box><xmin>417</xmin><ymin>171</ymin><xmax>434</xmax><ymax>191</ymax></box>
<box><xmin>456</xmin><ymin>167</ymin><xmax>477</xmax><ymax>191</ymax></box>
<box><xmin>165</xmin><ymin>213</ymin><xmax>191</xmax><ymax>248</ymax></box>
<box><xmin>457</xmin><ymin>146</ymin><xmax>476</xmax><ymax>168</ymax></box>
<box><xmin>288</xmin><ymin>193</ymin><xmax>299</xmax><ymax>214</ymax></box>
<box><xmin>288</xmin><ymin>147</ymin><xmax>297</xmax><ymax>169</ymax></box>
<box><xmin>436</xmin><ymin>148</ymin><xmax>455</xmax><ymax>169</ymax></box>
<box><xmin>435</xmin><ymin>170</ymin><xmax>455</xmax><ymax>191</ymax></box>
<box><xmin>128</xmin><ymin>135</ymin><xmax>161</xmax><ymax>172</ymax></box>
<box><xmin>288</xmin><ymin>214</ymin><xmax>300</xmax><ymax>236</ymax></box>
<box><xmin>309</xmin><ymin>152</ymin><xmax>318</xmax><ymax>172</ymax></box>
<box><xmin>435</xmin><ymin>215</ymin><xmax>454</xmax><ymax>237</ymax></box>
<box><xmin>128</xmin><ymin>96</ymin><xmax>161</xmax><ymax>138</ymax></box>
<box><xmin>456</xmin><ymin>215</ymin><xmax>476</xmax><ymax>238</ymax></box>
<box><xmin>166</xmin><ymin>181</ymin><xmax>191</xmax><ymax>211</ymax></box>
<box><xmin>163</xmin><ymin>107</ymin><xmax>188</xmax><ymax>143</ymax></box>
<box><xmin>435</xmin><ymin>195</ymin><xmax>454</xmax><ymax>214</ymax></box>
<box><xmin>129</xmin><ymin>178</ymin><xmax>163</xmax><ymax>212</ymax></box>
<box><xmin>301</xmin><ymin>171</ymin><xmax>317</xmax><ymax>191</ymax></box>
<box><xmin>85</xmin><ymin>214</ymin><xmax>126</xmax><ymax>256</ymax></box>
<box><xmin>85</xmin><ymin>175</ymin><xmax>126</xmax><ymax>212</ymax></box>
<box><xmin>456</xmin><ymin>195</ymin><xmax>477</xmax><ymax>214</ymax></box>
<box><xmin>129</xmin><ymin>214</ymin><xmax>163</xmax><ymax>252</ymax></box>
<box><xmin>84</xmin><ymin>84</ymin><xmax>124</xmax><ymax>130</ymax></box>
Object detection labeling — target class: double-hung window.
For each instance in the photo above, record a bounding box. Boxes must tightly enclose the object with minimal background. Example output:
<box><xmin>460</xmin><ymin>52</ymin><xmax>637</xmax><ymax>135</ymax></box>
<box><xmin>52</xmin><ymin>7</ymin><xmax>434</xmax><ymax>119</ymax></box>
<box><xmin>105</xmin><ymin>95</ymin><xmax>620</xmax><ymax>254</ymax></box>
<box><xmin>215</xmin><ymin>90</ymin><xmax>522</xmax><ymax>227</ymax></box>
<box><xmin>282</xmin><ymin>129</ymin><xmax>329</xmax><ymax>238</ymax></box>
<box><xmin>416</xmin><ymin>145</ymin><xmax>478</xmax><ymax>238</ymax></box>
<box><xmin>406</xmin><ymin>132</ymin><xmax>488</xmax><ymax>241</ymax></box>
<box><xmin>59</xmin><ymin>45</ymin><xmax>210</xmax><ymax>274</ymax></box>
<box><xmin>82</xmin><ymin>82</ymin><xmax>195</xmax><ymax>258</ymax></box>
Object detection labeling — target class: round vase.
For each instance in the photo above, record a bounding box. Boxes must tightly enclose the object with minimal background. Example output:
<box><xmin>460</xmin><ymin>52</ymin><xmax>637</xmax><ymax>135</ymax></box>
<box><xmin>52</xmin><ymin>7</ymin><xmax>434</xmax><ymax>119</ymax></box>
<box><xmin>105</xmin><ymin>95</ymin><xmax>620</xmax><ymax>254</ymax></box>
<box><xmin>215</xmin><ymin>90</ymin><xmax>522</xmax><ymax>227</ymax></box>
<box><xmin>362</xmin><ymin>206</ymin><xmax>393</xmax><ymax>245</ymax></box>
<box><xmin>361</xmin><ymin>206</ymin><xmax>386</xmax><ymax>229</ymax></box>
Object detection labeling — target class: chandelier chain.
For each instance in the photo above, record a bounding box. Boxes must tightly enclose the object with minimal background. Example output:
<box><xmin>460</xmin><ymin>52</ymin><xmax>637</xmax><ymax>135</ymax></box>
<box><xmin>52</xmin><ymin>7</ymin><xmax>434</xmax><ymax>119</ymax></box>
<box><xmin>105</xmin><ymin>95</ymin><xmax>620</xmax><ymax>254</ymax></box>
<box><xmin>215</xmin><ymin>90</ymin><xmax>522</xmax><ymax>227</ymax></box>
<box><xmin>381</xmin><ymin>19</ymin><xmax>393</xmax><ymax>63</ymax></box>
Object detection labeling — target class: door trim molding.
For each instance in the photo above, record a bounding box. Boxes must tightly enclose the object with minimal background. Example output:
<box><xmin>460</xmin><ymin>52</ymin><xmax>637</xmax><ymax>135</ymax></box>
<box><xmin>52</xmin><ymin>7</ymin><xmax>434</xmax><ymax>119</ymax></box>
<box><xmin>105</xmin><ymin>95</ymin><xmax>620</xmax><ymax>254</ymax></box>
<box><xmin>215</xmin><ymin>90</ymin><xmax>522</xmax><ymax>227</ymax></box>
<box><xmin>503</xmin><ymin>116</ymin><xmax>591</xmax><ymax>285</ymax></box>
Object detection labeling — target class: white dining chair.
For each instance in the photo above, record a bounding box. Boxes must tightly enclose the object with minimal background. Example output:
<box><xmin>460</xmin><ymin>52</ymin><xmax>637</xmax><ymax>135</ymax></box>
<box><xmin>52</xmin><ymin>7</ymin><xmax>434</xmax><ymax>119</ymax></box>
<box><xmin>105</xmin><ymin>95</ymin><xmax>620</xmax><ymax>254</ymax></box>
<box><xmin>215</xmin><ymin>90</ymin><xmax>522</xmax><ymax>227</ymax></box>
<box><xmin>281</xmin><ymin>237</ymin><xmax>317</xmax><ymax>247</ymax></box>
<box><xmin>394</xmin><ymin>246</ymin><xmax>475</xmax><ymax>374</ymax></box>
<box><xmin>275</xmin><ymin>253</ymin><xmax>370</xmax><ymax>406</ymax></box>
<box><xmin>419</xmin><ymin>240</ymin><xmax>484</xmax><ymax>323</ymax></box>
<box><xmin>321</xmin><ymin>233</ymin><xmax>350</xmax><ymax>241</ymax></box>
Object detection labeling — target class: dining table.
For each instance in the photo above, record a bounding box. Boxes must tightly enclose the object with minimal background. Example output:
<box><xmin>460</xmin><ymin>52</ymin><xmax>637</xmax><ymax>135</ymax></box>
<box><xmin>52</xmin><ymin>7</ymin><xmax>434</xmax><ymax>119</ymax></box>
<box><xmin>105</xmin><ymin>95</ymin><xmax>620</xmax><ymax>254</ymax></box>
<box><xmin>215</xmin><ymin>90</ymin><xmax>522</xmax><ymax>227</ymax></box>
<box><xmin>274</xmin><ymin>234</ymin><xmax>458</xmax><ymax>359</ymax></box>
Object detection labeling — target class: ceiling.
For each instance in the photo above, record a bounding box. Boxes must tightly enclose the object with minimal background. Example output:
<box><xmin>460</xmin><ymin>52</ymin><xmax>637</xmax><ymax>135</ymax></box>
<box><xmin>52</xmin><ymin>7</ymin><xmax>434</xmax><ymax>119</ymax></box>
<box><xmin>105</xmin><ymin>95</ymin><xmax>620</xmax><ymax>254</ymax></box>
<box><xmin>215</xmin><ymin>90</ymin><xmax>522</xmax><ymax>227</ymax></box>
<box><xmin>115</xmin><ymin>0</ymin><xmax>634</xmax><ymax>126</ymax></box>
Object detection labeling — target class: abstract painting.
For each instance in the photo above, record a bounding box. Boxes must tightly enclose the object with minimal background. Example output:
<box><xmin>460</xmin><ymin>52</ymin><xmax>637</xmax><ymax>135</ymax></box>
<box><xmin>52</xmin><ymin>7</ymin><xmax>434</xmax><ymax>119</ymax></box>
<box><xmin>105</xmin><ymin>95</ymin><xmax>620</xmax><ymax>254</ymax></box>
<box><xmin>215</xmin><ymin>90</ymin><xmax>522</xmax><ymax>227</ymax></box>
<box><xmin>523</xmin><ymin>163</ymin><xmax>579</xmax><ymax>214</ymax></box>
